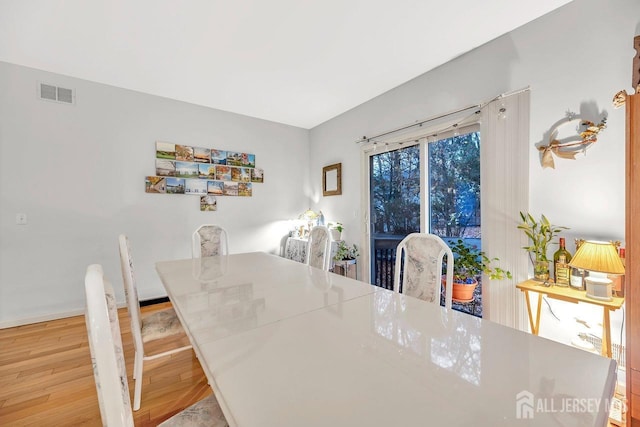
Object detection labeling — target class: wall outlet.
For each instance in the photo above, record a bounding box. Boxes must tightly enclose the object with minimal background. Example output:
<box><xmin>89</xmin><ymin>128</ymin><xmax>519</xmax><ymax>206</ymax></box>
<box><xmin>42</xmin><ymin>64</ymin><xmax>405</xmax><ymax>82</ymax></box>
<box><xmin>16</xmin><ymin>213</ymin><xmax>27</xmax><ymax>225</ymax></box>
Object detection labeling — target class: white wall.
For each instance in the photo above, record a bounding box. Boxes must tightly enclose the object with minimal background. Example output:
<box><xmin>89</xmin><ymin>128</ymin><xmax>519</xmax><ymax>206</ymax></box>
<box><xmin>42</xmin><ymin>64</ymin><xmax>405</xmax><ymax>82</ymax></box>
<box><xmin>309</xmin><ymin>0</ymin><xmax>638</xmax><ymax>347</ymax></box>
<box><xmin>0</xmin><ymin>62</ymin><xmax>309</xmax><ymax>327</ymax></box>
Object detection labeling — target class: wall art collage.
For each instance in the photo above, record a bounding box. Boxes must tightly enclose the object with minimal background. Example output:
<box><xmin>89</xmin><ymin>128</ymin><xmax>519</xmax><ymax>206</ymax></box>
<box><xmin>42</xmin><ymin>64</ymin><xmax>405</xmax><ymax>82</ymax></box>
<box><xmin>145</xmin><ymin>141</ymin><xmax>264</xmax><ymax>211</ymax></box>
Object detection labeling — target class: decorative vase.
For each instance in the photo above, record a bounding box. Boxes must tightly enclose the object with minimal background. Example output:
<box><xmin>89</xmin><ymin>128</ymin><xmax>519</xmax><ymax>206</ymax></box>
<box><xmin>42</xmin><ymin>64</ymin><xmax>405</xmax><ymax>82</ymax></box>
<box><xmin>330</xmin><ymin>229</ymin><xmax>341</xmax><ymax>241</ymax></box>
<box><xmin>533</xmin><ymin>260</ymin><xmax>550</xmax><ymax>282</ymax></box>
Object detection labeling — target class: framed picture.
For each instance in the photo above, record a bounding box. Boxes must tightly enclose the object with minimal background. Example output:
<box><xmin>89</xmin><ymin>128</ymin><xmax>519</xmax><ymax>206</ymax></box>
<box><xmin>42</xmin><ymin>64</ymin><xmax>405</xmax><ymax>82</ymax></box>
<box><xmin>226</xmin><ymin>152</ymin><xmax>243</xmax><ymax>166</ymax></box>
<box><xmin>156</xmin><ymin>141</ymin><xmax>176</xmax><ymax>159</ymax></box>
<box><xmin>251</xmin><ymin>168</ymin><xmax>264</xmax><ymax>183</ymax></box>
<box><xmin>175</xmin><ymin>145</ymin><xmax>194</xmax><ymax>161</ymax></box>
<box><xmin>223</xmin><ymin>181</ymin><xmax>238</xmax><ymax>196</ymax></box>
<box><xmin>238</xmin><ymin>182</ymin><xmax>252</xmax><ymax>197</ymax></box>
<box><xmin>211</xmin><ymin>149</ymin><xmax>227</xmax><ymax>164</ymax></box>
<box><xmin>322</xmin><ymin>163</ymin><xmax>342</xmax><ymax>196</ymax></box>
<box><xmin>185</xmin><ymin>179</ymin><xmax>207</xmax><ymax>195</ymax></box>
<box><xmin>207</xmin><ymin>180</ymin><xmax>224</xmax><ymax>195</ymax></box>
<box><xmin>145</xmin><ymin>176</ymin><xmax>166</xmax><ymax>193</ymax></box>
<box><xmin>175</xmin><ymin>161</ymin><xmax>199</xmax><ymax>178</ymax></box>
<box><xmin>165</xmin><ymin>177</ymin><xmax>185</xmax><ymax>194</ymax></box>
<box><xmin>156</xmin><ymin>159</ymin><xmax>176</xmax><ymax>176</ymax></box>
<box><xmin>193</xmin><ymin>147</ymin><xmax>211</xmax><ymax>163</ymax></box>
<box><xmin>200</xmin><ymin>195</ymin><xmax>217</xmax><ymax>211</ymax></box>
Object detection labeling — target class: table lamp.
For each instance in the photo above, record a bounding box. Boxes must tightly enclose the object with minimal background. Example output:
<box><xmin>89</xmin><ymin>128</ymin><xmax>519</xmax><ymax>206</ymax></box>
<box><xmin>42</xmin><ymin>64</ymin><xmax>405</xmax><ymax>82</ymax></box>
<box><xmin>568</xmin><ymin>240</ymin><xmax>625</xmax><ymax>301</ymax></box>
<box><xmin>299</xmin><ymin>209</ymin><xmax>319</xmax><ymax>237</ymax></box>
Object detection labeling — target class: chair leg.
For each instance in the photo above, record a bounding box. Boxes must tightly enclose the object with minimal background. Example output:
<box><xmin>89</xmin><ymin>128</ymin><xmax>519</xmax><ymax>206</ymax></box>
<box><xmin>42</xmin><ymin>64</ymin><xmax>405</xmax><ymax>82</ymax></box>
<box><xmin>133</xmin><ymin>356</ymin><xmax>143</xmax><ymax>411</ymax></box>
<box><xmin>133</xmin><ymin>351</ymin><xmax>140</xmax><ymax>380</ymax></box>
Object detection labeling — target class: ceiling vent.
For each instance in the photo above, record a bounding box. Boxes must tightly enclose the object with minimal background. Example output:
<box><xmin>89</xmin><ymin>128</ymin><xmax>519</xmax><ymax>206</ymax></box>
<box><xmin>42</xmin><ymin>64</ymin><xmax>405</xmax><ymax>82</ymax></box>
<box><xmin>38</xmin><ymin>82</ymin><xmax>75</xmax><ymax>105</ymax></box>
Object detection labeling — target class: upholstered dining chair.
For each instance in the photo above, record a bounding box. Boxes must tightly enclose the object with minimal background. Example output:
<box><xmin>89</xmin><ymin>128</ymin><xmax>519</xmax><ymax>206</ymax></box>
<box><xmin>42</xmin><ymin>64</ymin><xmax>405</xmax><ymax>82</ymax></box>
<box><xmin>306</xmin><ymin>225</ymin><xmax>332</xmax><ymax>271</ymax></box>
<box><xmin>393</xmin><ymin>233</ymin><xmax>454</xmax><ymax>309</ymax></box>
<box><xmin>84</xmin><ymin>264</ymin><xmax>228</xmax><ymax>426</ymax></box>
<box><xmin>118</xmin><ymin>234</ymin><xmax>193</xmax><ymax>411</ymax></box>
<box><xmin>192</xmin><ymin>225</ymin><xmax>229</xmax><ymax>258</ymax></box>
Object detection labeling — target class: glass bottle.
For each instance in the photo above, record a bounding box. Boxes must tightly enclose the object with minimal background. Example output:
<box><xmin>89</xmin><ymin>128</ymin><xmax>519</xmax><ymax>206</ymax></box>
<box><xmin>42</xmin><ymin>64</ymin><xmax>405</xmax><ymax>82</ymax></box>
<box><xmin>570</xmin><ymin>239</ymin><xmax>585</xmax><ymax>290</ymax></box>
<box><xmin>570</xmin><ymin>267</ymin><xmax>585</xmax><ymax>290</ymax></box>
<box><xmin>553</xmin><ymin>237</ymin><xmax>572</xmax><ymax>286</ymax></box>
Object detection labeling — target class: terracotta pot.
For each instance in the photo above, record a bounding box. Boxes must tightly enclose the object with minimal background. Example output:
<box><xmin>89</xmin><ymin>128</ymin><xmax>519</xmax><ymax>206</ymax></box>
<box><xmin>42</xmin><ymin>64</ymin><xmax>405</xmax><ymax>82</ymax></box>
<box><xmin>442</xmin><ymin>276</ymin><xmax>478</xmax><ymax>302</ymax></box>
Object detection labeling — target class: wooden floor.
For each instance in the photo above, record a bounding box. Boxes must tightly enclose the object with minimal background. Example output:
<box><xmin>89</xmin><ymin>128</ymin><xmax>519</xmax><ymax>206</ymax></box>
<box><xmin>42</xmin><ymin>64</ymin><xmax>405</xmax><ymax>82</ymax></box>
<box><xmin>0</xmin><ymin>303</ymin><xmax>211</xmax><ymax>426</ymax></box>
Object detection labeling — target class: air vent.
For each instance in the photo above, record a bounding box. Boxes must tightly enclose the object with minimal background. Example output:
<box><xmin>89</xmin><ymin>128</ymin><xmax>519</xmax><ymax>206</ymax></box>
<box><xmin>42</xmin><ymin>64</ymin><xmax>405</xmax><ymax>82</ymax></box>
<box><xmin>38</xmin><ymin>82</ymin><xmax>75</xmax><ymax>105</ymax></box>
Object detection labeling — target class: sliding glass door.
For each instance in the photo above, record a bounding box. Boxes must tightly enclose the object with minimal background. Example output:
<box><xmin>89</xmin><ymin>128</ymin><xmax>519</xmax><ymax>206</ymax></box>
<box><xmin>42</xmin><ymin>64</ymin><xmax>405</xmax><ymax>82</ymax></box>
<box><xmin>369</xmin><ymin>144</ymin><xmax>421</xmax><ymax>289</ymax></box>
<box><xmin>366</xmin><ymin>127</ymin><xmax>481</xmax><ymax>305</ymax></box>
<box><xmin>428</xmin><ymin>130</ymin><xmax>481</xmax><ymax>246</ymax></box>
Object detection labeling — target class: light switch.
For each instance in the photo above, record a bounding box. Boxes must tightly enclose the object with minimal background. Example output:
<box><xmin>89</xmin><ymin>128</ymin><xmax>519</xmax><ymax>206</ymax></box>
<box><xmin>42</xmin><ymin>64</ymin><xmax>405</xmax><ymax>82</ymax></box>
<box><xmin>16</xmin><ymin>213</ymin><xmax>27</xmax><ymax>225</ymax></box>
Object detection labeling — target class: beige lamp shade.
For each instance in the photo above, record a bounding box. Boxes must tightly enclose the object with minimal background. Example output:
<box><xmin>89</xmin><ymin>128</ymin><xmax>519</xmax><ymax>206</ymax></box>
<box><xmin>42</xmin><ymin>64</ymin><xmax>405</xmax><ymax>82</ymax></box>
<box><xmin>568</xmin><ymin>240</ymin><xmax>625</xmax><ymax>274</ymax></box>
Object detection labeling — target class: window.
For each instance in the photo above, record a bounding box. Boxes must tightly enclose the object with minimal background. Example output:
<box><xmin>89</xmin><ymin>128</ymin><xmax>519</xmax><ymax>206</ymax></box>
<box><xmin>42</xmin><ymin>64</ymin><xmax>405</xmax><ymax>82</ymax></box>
<box><xmin>366</xmin><ymin>126</ymin><xmax>481</xmax><ymax>311</ymax></box>
<box><xmin>361</xmin><ymin>90</ymin><xmax>530</xmax><ymax>327</ymax></box>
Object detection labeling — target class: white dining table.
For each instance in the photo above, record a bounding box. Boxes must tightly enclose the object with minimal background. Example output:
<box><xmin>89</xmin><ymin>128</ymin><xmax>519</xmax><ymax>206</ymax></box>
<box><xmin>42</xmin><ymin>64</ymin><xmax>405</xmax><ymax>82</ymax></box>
<box><xmin>156</xmin><ymin>252</ymin><xmax>617</xmax><ymax>427</ymax></box>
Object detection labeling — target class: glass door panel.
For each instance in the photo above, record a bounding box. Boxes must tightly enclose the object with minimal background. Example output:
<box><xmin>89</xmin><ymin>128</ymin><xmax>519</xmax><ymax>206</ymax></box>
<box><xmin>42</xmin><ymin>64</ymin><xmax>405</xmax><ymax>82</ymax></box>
<box><xmin>369</xmin><ymin>144</ymin><xmax>420</xmax><ymax>289</ymax></box>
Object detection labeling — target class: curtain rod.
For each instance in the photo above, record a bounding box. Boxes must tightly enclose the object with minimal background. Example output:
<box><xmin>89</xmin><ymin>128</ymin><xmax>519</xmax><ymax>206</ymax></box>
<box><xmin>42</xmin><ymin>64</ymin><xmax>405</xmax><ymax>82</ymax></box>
<box><xmin>354</xmin><ymin>87</ymin><xmax>530</xmax><ymax>144</ymax></box>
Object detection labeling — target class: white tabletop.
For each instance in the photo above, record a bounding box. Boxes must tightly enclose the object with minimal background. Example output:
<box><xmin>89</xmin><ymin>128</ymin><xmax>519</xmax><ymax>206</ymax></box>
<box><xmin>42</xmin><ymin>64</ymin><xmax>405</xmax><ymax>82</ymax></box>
<box><xmin>156</xmin><ymin>252</ymin><xmax>616</xmax><ymax>427</ymax></box>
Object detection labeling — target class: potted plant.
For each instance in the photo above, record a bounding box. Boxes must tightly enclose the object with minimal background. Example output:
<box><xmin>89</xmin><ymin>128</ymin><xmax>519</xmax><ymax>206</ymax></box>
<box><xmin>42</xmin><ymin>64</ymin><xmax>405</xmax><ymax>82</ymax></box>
<box><xmin>333</xmin><ymin>241</ymin><xmax>358</xmax><ymax>278</ymax></box>
<box><xmin>328</xmin><ymin>222</ymin><xmax>343</xmax><ymax>241</ymax></box>
<box><xmin>443</xmin><ymin>239</ymin><xmax>512</xmax><ymax>301</ymax></box>
<box><xmin>517</xmin><ymin>212</ymin><xmax>569</xmax><ymax>281</ymax></box>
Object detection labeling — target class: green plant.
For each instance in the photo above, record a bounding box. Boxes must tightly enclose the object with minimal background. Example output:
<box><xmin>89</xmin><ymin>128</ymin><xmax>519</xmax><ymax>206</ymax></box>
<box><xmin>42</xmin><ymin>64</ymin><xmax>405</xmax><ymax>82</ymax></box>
<box><xmin>517</xmin><ymin>212</ymin><xmax>569</xmax><ymax>264</ymax></box>
<box><xmin>329</xmin><ymin>222</ymin><xmax>344</xmax><ymax>233</ymax></box>
<box><xmin>333</xmin><ymin>241</ymin><xmax>358</xmax><ymax>261</ymax></box>
<box><xmin>446</xmin><ymin>239</ymin><xmax>512</xmax><ymax>283</ymax></box>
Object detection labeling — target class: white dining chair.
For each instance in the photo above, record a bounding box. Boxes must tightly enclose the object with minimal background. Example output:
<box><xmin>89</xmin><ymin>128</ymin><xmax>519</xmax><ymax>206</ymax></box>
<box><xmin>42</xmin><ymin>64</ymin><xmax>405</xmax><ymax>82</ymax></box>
<box><xmin>394</xmin><ymin>233</ymin><xmax>454</xmax><ymax>309</ymax></box>
<box><xmin>192</xmin><ymin>225</ymin><xmax>229</xmax><ymax>258</ymax></box>
<box><xmin>84</xmin><ymin>264</ymin><xmax>228</xmax><ymax>427</ymax></box>
<box><xmin>118</xmin><ymin>234</ymin><xmax>193</xmax><ymax>411</ymax></box>
<box><xmin>306</xmin><ymin>225</ymin><xmax>331</xmax><ymax>271</ymax></box>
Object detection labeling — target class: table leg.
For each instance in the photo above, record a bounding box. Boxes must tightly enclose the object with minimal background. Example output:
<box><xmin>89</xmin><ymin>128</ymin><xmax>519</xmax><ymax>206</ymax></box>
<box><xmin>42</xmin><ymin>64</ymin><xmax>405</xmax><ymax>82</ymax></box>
<box><xmin>523</xmin><ymin>290</ymin><xmax>541</xmax><ymax>335</ymax></box>
<box><xmin>533</xmin><ymin>292</ymin><xmax>542</xmax><ymax>335</ymax></box>
<box><xmin>602</xmin><ymin>308</ymin><xmax>612</xmax><ymax>358</ymax></box>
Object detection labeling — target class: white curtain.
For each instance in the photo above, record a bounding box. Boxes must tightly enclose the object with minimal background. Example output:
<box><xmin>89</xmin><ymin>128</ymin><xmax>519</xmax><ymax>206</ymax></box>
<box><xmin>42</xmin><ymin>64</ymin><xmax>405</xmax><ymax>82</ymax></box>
<box><xmin>480</xmin><ymin>89</ymin><xmax>530</xmax><ymax>330</ymax></box>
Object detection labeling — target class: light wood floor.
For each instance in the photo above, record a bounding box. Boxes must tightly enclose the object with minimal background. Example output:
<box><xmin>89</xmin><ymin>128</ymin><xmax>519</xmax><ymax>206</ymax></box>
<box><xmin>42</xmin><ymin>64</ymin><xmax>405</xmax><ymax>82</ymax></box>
<box><xmin>0</xmin><ymin>302</ymin><xmax>211</xmax><ymax>426</ymax></box>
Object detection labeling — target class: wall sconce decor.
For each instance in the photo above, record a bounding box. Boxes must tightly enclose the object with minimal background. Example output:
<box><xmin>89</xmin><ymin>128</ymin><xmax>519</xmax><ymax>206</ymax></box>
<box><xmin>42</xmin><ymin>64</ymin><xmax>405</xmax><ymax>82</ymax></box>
<box><xmin>537</xmin><ymin>113</ymin><xmax>607</xmax><ymax>169</ymax></box>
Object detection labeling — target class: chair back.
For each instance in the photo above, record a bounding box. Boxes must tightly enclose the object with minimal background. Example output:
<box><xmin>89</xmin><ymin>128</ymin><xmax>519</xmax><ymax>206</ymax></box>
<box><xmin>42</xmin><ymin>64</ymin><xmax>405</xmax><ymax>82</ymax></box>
<box><xmin>118</xmin><ymin>234</ymin><xmax>144</xmax><ymax>357</ymax></box>
<box><xmin>306</xmin><ymin>225</ymin><xmax>331</xmax><ymax>271</ymax></box>
<box><xmin>192</xmin><ymin>225</ymin><xmax>229</xmax><ymax>258</ymax></box>
<box><xmin>394</xmin><ymin>233</ymin><xmax>454</xmax><ymax>309</ymax></box>
<box><xmin>85</xmin><ymin>264</ymin><xmax>135</xmax><ymax>427</ymax></box>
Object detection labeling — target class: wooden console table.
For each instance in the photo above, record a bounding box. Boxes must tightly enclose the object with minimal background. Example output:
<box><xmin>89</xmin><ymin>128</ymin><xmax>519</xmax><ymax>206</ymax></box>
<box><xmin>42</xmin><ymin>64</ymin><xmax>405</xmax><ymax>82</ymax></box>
<box><xmin>516</xmin><ymin>279</ymin><xmax>624</xmax><ymax>358</ymax></box>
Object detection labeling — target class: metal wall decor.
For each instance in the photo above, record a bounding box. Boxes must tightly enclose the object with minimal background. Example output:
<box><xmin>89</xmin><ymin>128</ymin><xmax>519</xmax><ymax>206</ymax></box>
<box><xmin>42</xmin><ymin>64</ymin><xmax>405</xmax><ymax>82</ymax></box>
<box><xmin>537</xmin><ymin>113</ymin><xmax>607</xmax><ymax>169</ymax></box>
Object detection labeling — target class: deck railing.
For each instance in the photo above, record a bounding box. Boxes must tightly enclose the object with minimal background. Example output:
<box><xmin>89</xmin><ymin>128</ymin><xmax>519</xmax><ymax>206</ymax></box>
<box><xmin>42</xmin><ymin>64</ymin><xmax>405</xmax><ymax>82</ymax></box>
<box><xmin>371</xmin><ymin>235</ymin><xmax>404</xmax><ymax>290</ymax></box>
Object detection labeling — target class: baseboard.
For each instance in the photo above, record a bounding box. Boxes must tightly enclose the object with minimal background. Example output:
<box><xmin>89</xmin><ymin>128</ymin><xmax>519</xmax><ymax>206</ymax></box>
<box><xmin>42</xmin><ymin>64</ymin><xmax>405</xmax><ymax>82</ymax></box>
<box><xmin>140</xmin><ymin>296</ymin><xmax>170</xmax><ymax>307</ymax></box>
<box><xmin>0</xmin><ymin>297</ymin><xmax>170</xmax><ymax>329</ymax></box>
<box><xmin>0</xmin><ymin>308</ymin><xmax>87</xmax><ymax>329</ymax></box>
<box><xmin>0</xmin><ymin>301</ymin><xmax>125</xmax><ymax>329</ymax></box>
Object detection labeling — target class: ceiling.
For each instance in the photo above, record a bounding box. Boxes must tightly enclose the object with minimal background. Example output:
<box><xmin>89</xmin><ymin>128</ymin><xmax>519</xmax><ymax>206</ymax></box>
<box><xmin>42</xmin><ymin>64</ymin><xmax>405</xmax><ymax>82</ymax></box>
<box><xmin>0</xmin><ymin>0</ymin><xmax>573</xmax><ymax>129</ymax></box>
